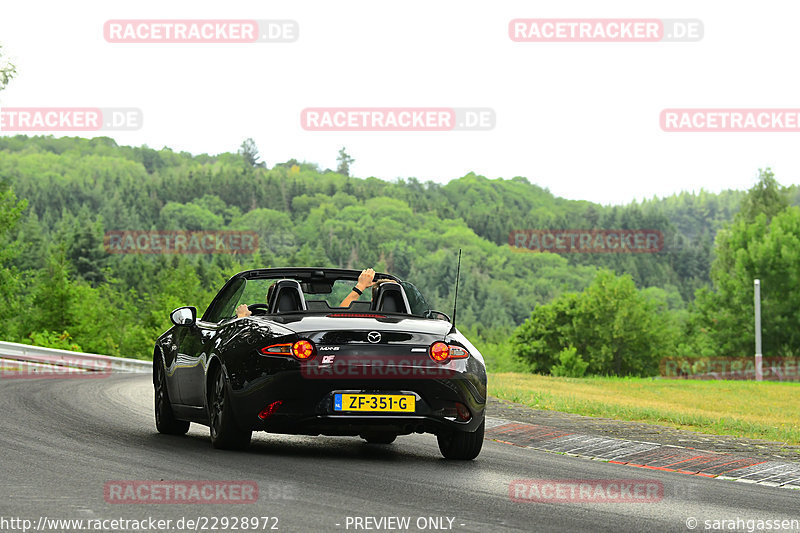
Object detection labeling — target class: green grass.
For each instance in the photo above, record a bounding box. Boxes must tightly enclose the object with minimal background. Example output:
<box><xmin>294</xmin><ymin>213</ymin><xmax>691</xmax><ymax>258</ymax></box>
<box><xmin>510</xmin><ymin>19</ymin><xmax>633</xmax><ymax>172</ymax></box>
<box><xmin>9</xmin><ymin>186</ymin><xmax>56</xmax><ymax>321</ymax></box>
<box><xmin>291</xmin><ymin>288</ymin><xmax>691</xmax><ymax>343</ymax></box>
<box><xmin>489</xmin><ymin>372</ymin><xmax>800</xmax><ymax>447</ymax></box>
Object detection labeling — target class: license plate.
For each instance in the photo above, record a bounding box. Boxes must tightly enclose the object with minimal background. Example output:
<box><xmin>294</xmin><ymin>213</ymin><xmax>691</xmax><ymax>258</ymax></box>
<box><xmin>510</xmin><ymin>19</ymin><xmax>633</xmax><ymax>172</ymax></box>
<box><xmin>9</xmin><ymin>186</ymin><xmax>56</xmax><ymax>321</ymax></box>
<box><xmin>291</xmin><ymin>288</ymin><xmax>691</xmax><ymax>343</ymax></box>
<box><xmin>334</xmin><ymin>394</ymin><xmax>415</xmax><ymax>413</ymax></box>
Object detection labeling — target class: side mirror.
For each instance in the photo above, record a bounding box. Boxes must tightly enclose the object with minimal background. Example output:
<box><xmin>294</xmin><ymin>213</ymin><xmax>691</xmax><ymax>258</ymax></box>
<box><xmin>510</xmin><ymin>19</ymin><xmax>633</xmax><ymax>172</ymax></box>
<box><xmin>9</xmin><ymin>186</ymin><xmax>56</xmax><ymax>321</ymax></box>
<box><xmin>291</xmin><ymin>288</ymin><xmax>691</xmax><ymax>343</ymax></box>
<box><xmin>170</xmin><ymin>306</ymin><xmax>197</xmax><ymax>327</ymax></box>
<box><xmin>426</xmin><ymin>310</ymin><xmax>451</xmax><ymax>322</ymax></box>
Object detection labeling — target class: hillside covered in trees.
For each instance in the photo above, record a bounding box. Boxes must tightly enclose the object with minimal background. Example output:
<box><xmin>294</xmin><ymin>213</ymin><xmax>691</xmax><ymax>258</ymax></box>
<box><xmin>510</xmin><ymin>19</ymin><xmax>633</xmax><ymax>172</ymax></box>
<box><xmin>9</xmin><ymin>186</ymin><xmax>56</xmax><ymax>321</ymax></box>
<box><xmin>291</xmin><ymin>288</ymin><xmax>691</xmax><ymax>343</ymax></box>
<box><xmin>0</xmin><ymin>135</ymin><xmax>797</xmax><ymax>374</ymax></box>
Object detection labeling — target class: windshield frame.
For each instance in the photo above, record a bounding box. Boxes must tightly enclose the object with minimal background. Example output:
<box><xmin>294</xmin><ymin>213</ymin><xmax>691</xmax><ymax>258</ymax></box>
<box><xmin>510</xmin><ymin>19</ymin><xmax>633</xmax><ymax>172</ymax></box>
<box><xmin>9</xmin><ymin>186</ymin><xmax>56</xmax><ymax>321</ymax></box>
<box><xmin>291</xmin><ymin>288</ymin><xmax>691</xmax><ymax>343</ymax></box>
<box><xmin>200</xmin><ymin>268</ymin><xmax>433</xmax><ymax>322</ymax></box>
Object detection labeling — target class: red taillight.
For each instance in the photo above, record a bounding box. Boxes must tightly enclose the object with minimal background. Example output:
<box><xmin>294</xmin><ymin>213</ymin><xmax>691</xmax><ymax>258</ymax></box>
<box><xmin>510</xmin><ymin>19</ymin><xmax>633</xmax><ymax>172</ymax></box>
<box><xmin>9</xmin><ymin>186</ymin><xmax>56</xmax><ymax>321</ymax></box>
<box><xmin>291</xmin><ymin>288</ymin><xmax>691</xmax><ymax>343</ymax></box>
<box><xmin>258</xmin><ymin>400</ymin><xmax>283</xmax><ymax>420</ymax></box>
<box><xmin>429</xmin><ymin>342</ymin><xmax>450</xmax><ymax>363</ymax></box>
<box><xmin>292</xmin><ymin>340</ymin><xmax>316</xmax><ymax>360</ymax></box>
<box><xmin>261</xmin><ymin>343</ymin><xmax>292</xmax><ymax>355</ymax></box>
<box><xmin>261</xmin><ymin>341</ymin><xmax>316</xmax><ymax>360</ymax></box>
<box><xmin>428</xmin><ymin>342</ymin><xmax>469</xmax><ymax>363</ymax></box>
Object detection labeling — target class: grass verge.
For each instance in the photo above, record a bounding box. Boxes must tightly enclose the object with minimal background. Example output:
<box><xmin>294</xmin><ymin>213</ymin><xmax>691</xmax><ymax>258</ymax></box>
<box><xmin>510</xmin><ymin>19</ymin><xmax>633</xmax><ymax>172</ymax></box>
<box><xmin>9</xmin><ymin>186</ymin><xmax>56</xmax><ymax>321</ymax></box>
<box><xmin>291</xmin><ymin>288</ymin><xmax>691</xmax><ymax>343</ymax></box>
<box><xmin>489</xmin><ymin>372</ymin><xmax>800</xmax><ymax>446</ymax></box>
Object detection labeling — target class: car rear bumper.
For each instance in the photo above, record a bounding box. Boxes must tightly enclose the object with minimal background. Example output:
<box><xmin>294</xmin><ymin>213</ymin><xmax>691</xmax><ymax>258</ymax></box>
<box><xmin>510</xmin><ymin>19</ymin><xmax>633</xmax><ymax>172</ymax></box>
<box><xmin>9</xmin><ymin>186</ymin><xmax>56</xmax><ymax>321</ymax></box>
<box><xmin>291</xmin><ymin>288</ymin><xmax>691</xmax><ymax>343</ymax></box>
<box><xmin>256</xmin><ymin>414</ymin><xmax>478</xmax><ymax>437</ymax></box>
<box><xmin>227</xmin><ymin>372</ymin><xmax>487</xmax><ymax>436</ymax></box>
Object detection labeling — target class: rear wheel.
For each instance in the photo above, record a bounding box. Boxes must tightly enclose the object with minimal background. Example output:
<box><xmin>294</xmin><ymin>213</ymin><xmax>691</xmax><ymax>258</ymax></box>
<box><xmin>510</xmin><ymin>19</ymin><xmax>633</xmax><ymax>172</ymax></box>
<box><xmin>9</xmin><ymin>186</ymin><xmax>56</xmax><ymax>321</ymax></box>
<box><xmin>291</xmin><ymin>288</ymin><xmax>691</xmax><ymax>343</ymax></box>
<box><xmin>362</xmin><ymin>433</ymin><xmax>397</xmax><ymax>445</ymax></box>
<box><xmin>437</xmin><ymin>420</ymin><xmax>484</xmax><ymax>460</ymax></box>
<box><xmin>154</xmin><ymin>361</ymin><xmax>190</xmax><ymax>435</ymax></box>
<box><xmin>208</xmin><ymin>365</ymin><xmax>252</xmax><ymax>450</ymax></box>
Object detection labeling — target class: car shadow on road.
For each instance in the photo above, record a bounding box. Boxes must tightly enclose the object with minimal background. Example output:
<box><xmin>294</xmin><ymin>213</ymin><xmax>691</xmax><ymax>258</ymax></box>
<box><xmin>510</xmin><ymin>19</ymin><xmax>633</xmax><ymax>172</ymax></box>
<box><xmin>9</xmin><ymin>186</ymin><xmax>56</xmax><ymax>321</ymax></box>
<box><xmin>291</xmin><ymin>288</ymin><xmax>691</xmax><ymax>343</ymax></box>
<box><xmin>145</xmin><ymin>429</ymin><xmax>465</xmax><ymax>465</ymax></box>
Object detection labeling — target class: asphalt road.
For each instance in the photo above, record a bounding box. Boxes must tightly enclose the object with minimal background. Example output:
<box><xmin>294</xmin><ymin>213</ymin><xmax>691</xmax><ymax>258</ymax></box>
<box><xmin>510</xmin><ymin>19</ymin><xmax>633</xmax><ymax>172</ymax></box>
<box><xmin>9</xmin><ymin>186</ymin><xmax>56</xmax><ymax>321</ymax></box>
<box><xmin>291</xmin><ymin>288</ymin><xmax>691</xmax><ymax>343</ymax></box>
<box><xmin>0</xmin><ymin>375</ymin><xmax>798</xmax><ymax>533</ymax></box>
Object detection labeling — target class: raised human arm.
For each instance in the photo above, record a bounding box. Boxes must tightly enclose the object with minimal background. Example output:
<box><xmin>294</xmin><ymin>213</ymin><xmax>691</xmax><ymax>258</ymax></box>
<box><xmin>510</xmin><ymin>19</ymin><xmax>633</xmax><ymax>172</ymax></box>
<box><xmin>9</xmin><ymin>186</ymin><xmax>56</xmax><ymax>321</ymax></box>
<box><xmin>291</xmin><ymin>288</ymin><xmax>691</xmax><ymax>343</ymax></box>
<box><xmin>339</xmin><ymin>268</ymin><xmax>375</xmax><ymax>307</ymax></box>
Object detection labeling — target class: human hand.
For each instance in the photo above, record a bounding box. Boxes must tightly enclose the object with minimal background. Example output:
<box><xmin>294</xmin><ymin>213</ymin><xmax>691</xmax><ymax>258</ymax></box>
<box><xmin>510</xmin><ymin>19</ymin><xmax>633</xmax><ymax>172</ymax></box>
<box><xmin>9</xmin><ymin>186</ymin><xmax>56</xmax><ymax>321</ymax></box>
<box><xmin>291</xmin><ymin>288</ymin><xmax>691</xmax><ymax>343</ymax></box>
<box><xmin>356</xmin><ymin>268</ymin><xmax>375</xmax><ymax>291</ymax></box>
<box><xmin>236</xmin><ymin>304</ymin><xmax>252</xmax><ymax>318</ymax></box>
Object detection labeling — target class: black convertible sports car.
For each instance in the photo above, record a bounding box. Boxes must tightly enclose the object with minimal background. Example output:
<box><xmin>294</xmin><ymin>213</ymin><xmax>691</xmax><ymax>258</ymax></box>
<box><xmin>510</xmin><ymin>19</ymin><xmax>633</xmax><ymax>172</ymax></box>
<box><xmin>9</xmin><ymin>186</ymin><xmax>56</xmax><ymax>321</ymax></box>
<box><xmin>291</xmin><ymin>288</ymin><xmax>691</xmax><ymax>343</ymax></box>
<box><xmin>153</xmin><ymin>267</ymin><xmax>487</xmax><ymax>460</ymax></box>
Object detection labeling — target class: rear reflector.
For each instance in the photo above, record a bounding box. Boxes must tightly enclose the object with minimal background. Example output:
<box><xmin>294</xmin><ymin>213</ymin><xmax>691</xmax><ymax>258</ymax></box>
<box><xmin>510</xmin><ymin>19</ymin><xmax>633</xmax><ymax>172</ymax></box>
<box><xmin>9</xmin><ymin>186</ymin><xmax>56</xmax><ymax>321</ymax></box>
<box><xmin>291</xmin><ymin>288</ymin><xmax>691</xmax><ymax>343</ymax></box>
<box><xmin>455</xmin><ymin>402</ymin><xmax>471</xmax><ymax>421</ymax></box>
<box><xmin>258</xmin><ymin>400</ymin><xmax>283</xmax><ymax>420</ymax></box>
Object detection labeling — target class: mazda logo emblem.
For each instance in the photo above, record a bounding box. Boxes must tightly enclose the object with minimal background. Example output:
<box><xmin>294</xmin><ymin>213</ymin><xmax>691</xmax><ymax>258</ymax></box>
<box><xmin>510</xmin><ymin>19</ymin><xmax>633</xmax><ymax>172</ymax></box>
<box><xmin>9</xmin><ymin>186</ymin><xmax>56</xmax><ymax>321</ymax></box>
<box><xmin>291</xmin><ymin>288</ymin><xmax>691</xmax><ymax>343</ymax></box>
<box><xmin>367</xmin><ymin>331</ymin><xmax>381</xmax><ymax>343</ymax></box>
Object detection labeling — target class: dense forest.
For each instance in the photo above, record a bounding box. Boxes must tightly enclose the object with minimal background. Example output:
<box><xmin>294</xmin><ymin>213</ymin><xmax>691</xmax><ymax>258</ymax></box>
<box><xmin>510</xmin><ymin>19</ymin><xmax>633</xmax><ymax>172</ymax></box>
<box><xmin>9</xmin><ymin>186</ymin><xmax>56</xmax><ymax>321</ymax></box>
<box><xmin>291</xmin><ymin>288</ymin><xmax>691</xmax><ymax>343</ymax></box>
<box><xmin>0</xmin><ymin>135</ymin><xmax>797</xmax><ymax>375</ymax></box>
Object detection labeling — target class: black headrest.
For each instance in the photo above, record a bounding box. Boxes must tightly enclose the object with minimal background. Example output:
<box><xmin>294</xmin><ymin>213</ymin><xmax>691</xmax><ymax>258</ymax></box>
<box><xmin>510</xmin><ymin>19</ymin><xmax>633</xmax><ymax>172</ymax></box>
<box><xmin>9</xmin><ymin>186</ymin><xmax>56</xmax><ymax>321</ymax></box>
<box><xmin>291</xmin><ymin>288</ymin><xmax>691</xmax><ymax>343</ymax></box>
<box><xmin>268</xmin><ymin>279</ymin><xmax>307</xmax><ymax>314</ymax></box>
<box><xmin>370</xmin><ymin>282</ymin><xmax>410</xmax><ymax>314</ymax></box>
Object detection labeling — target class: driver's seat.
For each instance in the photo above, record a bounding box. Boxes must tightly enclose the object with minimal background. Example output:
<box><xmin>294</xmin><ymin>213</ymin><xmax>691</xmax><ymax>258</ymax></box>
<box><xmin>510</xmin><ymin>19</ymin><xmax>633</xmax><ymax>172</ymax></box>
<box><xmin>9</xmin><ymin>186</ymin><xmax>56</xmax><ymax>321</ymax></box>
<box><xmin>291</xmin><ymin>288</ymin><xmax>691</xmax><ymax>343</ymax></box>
<box><xmin>268</xmin><ymin>279</ymin><xmax>307</xmax><ymax>314</ymax></box>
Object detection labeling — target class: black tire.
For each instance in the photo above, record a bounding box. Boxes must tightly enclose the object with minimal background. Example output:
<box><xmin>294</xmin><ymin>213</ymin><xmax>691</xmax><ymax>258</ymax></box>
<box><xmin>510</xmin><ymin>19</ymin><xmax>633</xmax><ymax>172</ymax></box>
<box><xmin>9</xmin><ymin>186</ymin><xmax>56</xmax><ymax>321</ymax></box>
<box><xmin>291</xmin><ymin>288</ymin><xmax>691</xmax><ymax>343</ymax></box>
<box><xmin>437</xmin><ymin>420</ymin><xmax>484</xmax><ymax>460</ymax></box>
<box><xmin>154</xmin><ymin>360</ymin><xmax>190</xmax><ymax>435</ymax></box>
<box><xmin>362</xmin><ymin>433</ymin><xmax>397</xmax><ymax>445</ymax></box>
<box><xmin>208</xmin><ymin>365</ymin><xmax>252</xmax><ymax>450</ymax></box>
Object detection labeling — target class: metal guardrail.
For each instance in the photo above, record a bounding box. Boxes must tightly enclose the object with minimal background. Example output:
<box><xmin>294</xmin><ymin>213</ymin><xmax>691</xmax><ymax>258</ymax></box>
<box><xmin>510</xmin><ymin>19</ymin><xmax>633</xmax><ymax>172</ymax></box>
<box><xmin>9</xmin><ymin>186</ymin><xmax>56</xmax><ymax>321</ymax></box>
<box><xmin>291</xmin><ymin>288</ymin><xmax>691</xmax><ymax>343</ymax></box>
<box><xmin>0</xmin><ymin>340</ymin><xmax>151</xmax><ymax>374</ymax></box>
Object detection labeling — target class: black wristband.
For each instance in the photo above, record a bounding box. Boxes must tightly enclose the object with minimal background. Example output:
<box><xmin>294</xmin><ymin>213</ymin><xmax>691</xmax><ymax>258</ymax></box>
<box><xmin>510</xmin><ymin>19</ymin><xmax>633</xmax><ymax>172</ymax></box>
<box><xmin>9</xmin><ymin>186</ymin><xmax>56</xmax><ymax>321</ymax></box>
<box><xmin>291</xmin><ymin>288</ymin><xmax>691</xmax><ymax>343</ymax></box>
<box><xmin>351</xmin><ymin>286</ymin><xmax>362</xmax><ymax>295</ymax></box>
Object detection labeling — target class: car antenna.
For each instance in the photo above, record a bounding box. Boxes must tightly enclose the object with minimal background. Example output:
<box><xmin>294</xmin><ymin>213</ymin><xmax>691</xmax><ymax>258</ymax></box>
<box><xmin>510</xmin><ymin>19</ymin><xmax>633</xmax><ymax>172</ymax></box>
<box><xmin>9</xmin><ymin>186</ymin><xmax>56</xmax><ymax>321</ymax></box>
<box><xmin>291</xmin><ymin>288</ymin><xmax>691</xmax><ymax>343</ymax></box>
<box><xmin>448</xmin><ymin>249</ymin><xmax>462</xmax><ymax>335</ymax></box>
